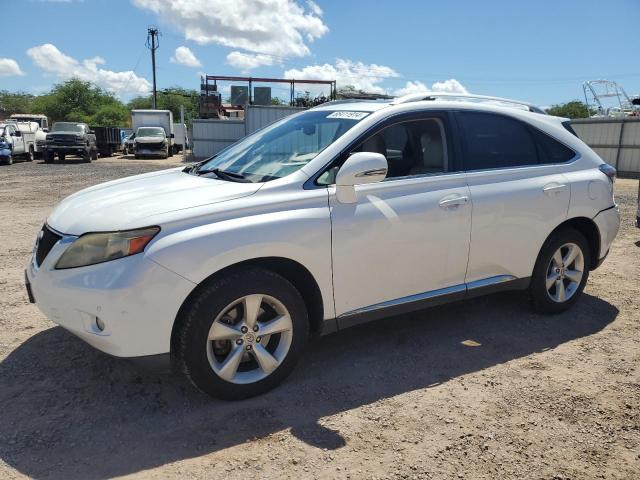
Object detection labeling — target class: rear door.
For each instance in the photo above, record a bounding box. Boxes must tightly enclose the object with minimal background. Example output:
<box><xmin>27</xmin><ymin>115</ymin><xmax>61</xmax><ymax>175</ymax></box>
<box><xmin>456</xmin><ymin>110</ymin><xmax>572</xmax><ymax>284</ymax></box>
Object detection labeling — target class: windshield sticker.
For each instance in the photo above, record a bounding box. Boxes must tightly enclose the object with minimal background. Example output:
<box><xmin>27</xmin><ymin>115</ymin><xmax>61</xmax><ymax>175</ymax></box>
<box><xmin>326</xmin><ymin>111</ymin><xmax>370</xmax><ymax>120</ymax></box>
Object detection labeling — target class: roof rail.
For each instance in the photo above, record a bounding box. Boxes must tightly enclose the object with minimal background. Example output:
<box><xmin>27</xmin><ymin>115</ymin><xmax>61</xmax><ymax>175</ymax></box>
<box><xmin>391</xmin><ymin>92</ymin><xmax>547</xmax><ymax>114</ymax></box>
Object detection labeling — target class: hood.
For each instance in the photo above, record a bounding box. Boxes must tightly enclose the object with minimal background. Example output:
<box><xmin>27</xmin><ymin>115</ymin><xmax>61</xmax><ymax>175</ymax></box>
<box><xmin>47</xmin><ymin>168</ymin><xmax>261</xmax><ymax>235</ymax></box>
<box><xmin>136</xmin><ymin>136</ymin><xmax>166</xmax><ymax>143</ymax></box>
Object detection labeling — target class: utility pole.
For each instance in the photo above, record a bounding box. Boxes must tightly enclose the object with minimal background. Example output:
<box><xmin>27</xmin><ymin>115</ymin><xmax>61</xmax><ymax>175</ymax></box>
<box><xmin>146</xmin><ymin>27</ymin><xmax>160</xmax><ymax>109</ymax></box>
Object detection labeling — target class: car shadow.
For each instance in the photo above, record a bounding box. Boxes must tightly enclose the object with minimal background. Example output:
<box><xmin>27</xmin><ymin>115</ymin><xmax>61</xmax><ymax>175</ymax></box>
<box><xmin>0</xmin><ymin>292</ymin><xmax>618</xmax><ymax>479</ymax></box>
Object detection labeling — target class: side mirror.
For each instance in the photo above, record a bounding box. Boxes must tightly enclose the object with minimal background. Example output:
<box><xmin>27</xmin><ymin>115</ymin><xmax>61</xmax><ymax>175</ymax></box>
<box><xmin>14</xmin><ymin>130</ymin><xmax>22</xmax><ymax>137</ymax></box>
<box><xmin>89</xmin><ymin>130</ymin><xmax>95</xmax><ymax>135</ymax></box>
<box><xmin>43</xmin><ymin>128</ymin><xmax>49</xmax><ymax>133</ymax></box>
<box><xmin>335</xmin><ymin>151</ymin><xmax>388</xmax><ymax>204</ymax></box>
<box><xmin>170</xmin><ymin>133</ymin><xmax>175</xmax><ymax>138</ymax></box>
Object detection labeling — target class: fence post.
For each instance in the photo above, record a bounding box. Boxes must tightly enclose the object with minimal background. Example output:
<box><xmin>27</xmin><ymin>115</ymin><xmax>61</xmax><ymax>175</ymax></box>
<box><xmin>614</xmin><ymin>119</ymin><xmax>626</xmax><ymax>170</ymax></box>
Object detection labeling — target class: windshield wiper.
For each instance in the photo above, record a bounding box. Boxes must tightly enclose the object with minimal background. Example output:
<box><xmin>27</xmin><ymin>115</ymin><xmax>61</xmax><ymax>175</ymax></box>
<box><xmin>198</xmin><ymin>168</ymin><xmax>253</xmax><ymax>183</ymax></box>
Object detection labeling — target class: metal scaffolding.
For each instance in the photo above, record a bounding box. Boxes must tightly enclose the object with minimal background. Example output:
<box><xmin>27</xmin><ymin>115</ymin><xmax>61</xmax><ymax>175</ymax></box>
<box><xmin>199</xmin><ymin>75</ymin><xmax>336</xmax><ymax>118</ymax></box>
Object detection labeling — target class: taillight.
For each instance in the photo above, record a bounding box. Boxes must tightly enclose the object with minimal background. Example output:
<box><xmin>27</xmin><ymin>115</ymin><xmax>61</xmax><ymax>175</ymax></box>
<box><xmin>599</xmin><ymin>163</ymin><xmax>616</xmax><ymax>182</ymax></box>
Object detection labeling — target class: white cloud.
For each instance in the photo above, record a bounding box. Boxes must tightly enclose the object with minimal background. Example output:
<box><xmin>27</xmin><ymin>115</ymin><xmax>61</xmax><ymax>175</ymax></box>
<box><xmin>133</xmin><ymin>0</ymin><xmax>328</xmax><ymax>70</ymax></box>
<box><xmin>26</xmin><ymin>43</ymin><xmax>151</xmax><ymax>96</ymax></box>
<box><xmin>0</xmin><ymin>58</ymin><xmax>25</xmax><ymax>76</ymax></box>
<box><xmin>394</xmin><ymin>79</ymin><xmax>468</xmax><ymax>97</ymax></box>
<box><xmin>284</xmin><ymin>59</ymin><xmax>400</xmax><ymax>94</ymax></box>
<box><xmin>170</xmin><ymin>46</ymin><xmax>202</xmax><ymax>68</ymax></box>
<box><xmin>226</xmin><ymin>51</ymin><xmax>275</xmax><ymax>72</ymax></box>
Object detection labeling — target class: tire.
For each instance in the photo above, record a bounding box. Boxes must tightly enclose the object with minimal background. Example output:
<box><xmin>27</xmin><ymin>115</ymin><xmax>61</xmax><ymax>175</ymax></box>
<box><xmin>58</xmin><ymin>153</ymin><xmax>65</xmax><ymax>162</ymax></box>
<box><xmin>175</xmin><ymin>267</ymin><xmax>310</xmax><ymax>400</ymax></box>
<box><xmin>1</xmin><ymin>155</ymin><xmax>12</xmax><ymax>165</ymax></box>
<box><xmin>134</xmin><ymin>154</ymin><xmax>140</xmax><ymax>159</ymax></box>
<box><xmin>163</xmin><ymin>148</ymin><xmax>169</xmax><ymax>159</ymax></box>
<box><xmin>529</xmin><ymin>228</ymin><xmax>590</xmax><ymax>314</ymax></box>
<box><xmin>27</xmin><ymin>147</ymin><xmax>34</xmax><ymax>162</ymax></box>
<box><xmin>122</xmin><ymin>146</ymin><xmax>128</xmax><ymax>156</ymax></box>
<box><xmin>44</xmin><ymin>152</ymin><xmax>54</xmax><ymax>164</ymax></box>
<box><xmin>91</xmin><ymin>149</ymin><xmax>98</xmax><ymax>161</ymax></box>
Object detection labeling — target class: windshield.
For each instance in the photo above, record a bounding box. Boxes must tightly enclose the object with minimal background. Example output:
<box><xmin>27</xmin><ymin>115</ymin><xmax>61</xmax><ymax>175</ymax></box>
<box><xmin>197</xmin><ymin>110</ymin><xmax>369</xmax><ymax>182</ymax></box>
<box><xmin>52</xmin><ymin>123</ymin><xmax>84</xmax><ymax>133</ymax></box>
<box><xmin>137</xmin><ymin>127</ymin><xmax>165</xmax><ymax>137</ymax></box>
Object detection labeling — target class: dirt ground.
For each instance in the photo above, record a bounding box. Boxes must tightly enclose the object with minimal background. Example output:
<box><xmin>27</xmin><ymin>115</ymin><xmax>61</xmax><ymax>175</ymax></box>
<box><xmin>0</xmin><ymin>155</ymin><xmax>638</xmax><ymax>480</ymax></box>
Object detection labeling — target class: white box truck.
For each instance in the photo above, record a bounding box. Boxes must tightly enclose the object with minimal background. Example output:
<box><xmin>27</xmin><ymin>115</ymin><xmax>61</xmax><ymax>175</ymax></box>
<box><xmin>131</xmin><ymin>110</ymin><xmax>175</xmax><ymax>158</ymax></box>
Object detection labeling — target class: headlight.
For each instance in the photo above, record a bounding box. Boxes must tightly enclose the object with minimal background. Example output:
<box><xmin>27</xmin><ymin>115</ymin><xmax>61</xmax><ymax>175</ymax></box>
<box><xmin>55</xmin><ymin>227</ymin><xmax>160</xmax><ymax>269</ymax></box>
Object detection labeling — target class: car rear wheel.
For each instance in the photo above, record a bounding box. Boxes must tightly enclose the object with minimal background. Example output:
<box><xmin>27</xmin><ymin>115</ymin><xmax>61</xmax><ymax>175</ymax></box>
<box><xmin>175</xmin><ymin>267</ymin><xmax>309</xmax><ymax>400</ymax></box>
<box><xmin>530</xmin><ymin>228</ymin><xmax>590</xmax><ymax>314</ymax></box>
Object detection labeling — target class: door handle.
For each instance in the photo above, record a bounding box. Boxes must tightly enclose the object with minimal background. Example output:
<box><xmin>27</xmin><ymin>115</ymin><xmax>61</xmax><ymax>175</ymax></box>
<box><xmin>438</xmin><ymin>195</ymin><xmax>469</xmax><ymax>209</ymax></box>
<box><xmin>543</xmin><ymin>183</ymin><xmax>567</xmax><ymax>196</ymax></box>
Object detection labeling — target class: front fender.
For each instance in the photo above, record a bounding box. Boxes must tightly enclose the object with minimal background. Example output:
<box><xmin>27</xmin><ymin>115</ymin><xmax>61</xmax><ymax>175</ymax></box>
<box><xmin>146</xmin><ymin>198</ymin><xmax>335</xmax><ymax>318</ymax></box>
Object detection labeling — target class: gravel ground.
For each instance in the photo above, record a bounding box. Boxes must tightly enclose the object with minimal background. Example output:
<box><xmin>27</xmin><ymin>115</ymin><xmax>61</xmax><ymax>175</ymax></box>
<box><xmin>0</xmin><ymin>156</ymin><xmax>638</xmax><ymax>480</ymax></box>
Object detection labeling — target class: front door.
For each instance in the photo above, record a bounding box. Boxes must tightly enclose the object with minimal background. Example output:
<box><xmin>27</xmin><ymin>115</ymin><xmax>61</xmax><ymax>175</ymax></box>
<box><xmin>329</xmin><ymin>114</ymin><xmax>472</xmax><ymax>318</ymax></box>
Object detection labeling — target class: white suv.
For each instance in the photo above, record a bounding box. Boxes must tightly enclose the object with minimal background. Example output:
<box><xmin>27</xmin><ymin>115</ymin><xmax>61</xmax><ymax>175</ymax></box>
<box><xmin>26</xmin><ymin>93</ymin><xmax>620</xmax><ymax>399</ymax></box>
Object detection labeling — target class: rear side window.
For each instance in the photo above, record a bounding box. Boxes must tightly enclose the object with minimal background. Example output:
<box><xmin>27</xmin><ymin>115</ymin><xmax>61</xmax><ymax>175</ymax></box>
<box><xmin>532</xmin><ymin>129</ymin><xmax>576</xmax><ymax>163</ymax></box>
<box><xmin>458</xmin><ymin>111</ymin><xmax>538</xmax><ymax>169</ymax></box>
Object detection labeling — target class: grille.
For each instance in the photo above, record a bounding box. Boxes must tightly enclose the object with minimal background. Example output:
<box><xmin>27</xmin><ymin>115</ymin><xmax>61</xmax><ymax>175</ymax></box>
<box><xmin>137</xmin><ymin>142</ymin><xmax>165</xmax><ymax>150</ymax></box>
<box><xmin>49</xmin><ymin>134</ymin><xmax>79</xmax><ymax>145</ymax></box>
<box><xmin>35</xmin><ymin>225</ymin><xmax>62</xmax><ymax>267</ymax></box>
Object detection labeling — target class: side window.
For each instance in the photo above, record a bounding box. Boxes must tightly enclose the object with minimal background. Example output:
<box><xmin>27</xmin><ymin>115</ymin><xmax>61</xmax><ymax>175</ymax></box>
<box><xmin>355</xmin><ymin>118</ymin><xmax>448</xmax><ymax>179</ymax></box>
<box><xmin>533</xmin><ymin>129</ymin><xmax>576</xmax><ymax>164</ymax></box>
<box><xmin>458</xmin><ymin>111</ymin><xmax>538</xmax><ymax>170</ymax></box>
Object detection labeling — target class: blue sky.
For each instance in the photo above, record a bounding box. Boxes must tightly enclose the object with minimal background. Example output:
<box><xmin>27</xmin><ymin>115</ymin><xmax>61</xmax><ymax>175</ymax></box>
<box><xmin>2</xmin><ymin>0</ymin><xmax>639</xmax><ymax>107</ymax></box>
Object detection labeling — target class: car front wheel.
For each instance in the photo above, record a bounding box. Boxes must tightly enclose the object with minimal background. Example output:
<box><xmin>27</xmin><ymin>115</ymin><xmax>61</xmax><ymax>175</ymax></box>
<box><xmin>530</xmin><ymin>228</ymin><xmax>590</xmax><ymax>314</ymax></box>
<box><xmin>175</xmin><ymin>268</ymin><xmax>309</xmax><ymax>400</ymax></box>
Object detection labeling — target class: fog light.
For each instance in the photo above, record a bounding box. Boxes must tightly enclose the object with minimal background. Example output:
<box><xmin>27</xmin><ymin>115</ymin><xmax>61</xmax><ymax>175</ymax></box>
<box><xmin>95</xmin><ymin>317</ymin><xmax>105</xmax><ymax>332</ymax></box>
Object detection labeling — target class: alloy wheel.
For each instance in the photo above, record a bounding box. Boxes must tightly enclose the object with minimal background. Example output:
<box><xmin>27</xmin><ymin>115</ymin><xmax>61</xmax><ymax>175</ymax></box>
<box><xmin>206</xmin><ymin>294</ymin><xmax>293</xmax><ymax>384</ymax></box>
<box><xmin>546</xmin><ymin>242</ymin><xmax>585</xmax><ymax>303</ymax></box>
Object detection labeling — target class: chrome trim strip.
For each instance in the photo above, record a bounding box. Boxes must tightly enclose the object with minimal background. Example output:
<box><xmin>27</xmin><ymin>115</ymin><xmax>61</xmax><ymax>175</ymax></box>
<box><xmin>339</xmin><ymin>284</ymin><xmax>466</xmax><ymax>318</ymax></box>
<box><xmin>339</xmin><ymin>275</ymin><xmax>518</xmax><ymax>318</ymax></box>
<box><xmin>466</xmin><ymin>275</ymin><xmax>516</xmax><ymax>290</ymax></box>
<box><xmin>355</xmin><ymin>168</ymin><xmax>387</xmax><ymax>178</ymax></box>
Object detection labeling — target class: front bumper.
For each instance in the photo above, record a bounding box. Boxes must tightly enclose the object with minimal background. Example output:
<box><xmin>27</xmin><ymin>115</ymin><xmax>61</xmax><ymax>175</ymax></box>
<box><xmin>45</xmin><ymin>145</ymin><xmax>87</xmax><ymax>155</ymax></box>
<box><xmin>26</xmin><ymin>229</ymin><xmax>196</xmax><ymax>358</ymax></box>
<box><xmin>135</xmin><ymin>147</ymin><xmax>166</xmax><ymax>156</ymax></box>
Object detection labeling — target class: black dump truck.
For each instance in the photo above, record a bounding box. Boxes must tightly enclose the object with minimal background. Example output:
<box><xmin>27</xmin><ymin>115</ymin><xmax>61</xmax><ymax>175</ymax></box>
<box><xmin>91</xmin><ymin>126</ymin><xmax>122</xmax><ymax>157</ymax></box>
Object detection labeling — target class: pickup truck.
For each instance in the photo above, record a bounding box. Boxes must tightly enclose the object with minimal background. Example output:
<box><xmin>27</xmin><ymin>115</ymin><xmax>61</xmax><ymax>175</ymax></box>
<box><xmin>134</xmin><ymin>126</ymin><xmax>170</xmax><ymax>158</ymax></box>
<box><xmin>0</xmin><ymin>122</ymin><xmax>36</xmax><ymax>165</ymax></box>
<box><xmin>44</xmin><ymin>122</ymin><xmax>98</xmax><ymax>163</ymax></box>
<box><xmin>9</xmin><ymin>114</ymin><xmax>49</xmax><ymax>158</ymax></box>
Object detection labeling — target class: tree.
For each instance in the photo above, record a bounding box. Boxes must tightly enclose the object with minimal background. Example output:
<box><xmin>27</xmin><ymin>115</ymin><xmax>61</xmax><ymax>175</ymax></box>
<box><xmin>28</xmin><ymin>79</ymin><xmax>128</xmax><ymax>125</ymax></box>
<box><xmin>89</xmin><ymin>104</ymin><xmax>130</xmax><ymax>126</ymax></box>
<box><xmin>127</xmin><ymin>87</ymin><xmax>199</xmax><ymax>127</ymax></box>
<box><xmin>546</xmin><ymin>101</ymin><xmax>593</xmax><ymax>119</ymax></box>
<box><xmin>0</xmin><ymin>91</ymin><xmax>36</xmax><ymax>117</ymax></box>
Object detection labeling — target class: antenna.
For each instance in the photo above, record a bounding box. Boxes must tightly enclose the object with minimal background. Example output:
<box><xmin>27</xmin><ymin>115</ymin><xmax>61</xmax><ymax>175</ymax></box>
<box><xmin>146</xmin><ymin>27</ymin><xmax>160</xmax><ymax>109</ymax></box>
